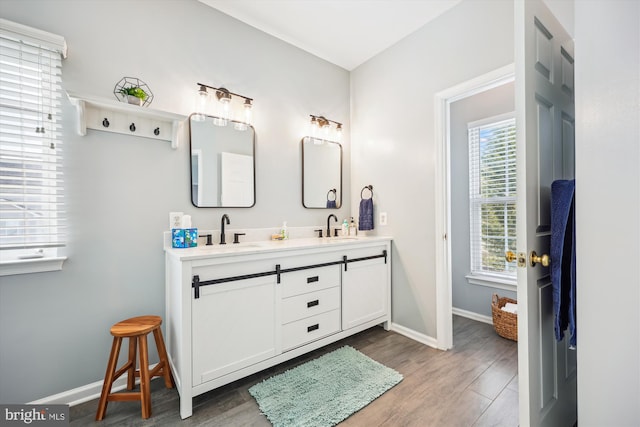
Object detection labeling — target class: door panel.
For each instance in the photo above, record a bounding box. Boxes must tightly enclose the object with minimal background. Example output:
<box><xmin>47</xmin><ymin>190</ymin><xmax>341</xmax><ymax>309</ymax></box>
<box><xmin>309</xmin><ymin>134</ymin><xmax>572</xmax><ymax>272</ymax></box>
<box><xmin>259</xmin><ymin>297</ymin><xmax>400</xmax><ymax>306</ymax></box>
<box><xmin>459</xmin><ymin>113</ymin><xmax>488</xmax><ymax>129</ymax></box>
<box><xmin>515</xmin><ymin>0</ymin><xmax>577</xmax><ymax>425</ymax></box>
<box><xmin>538</xmin><ymin>281</ymin><xmax>555</xmax><ymax>409</ymax></box>
<box><xmin>536</xmin><ymin>95</ymin><xmax>553</xmax><ymax>232</ymax></box>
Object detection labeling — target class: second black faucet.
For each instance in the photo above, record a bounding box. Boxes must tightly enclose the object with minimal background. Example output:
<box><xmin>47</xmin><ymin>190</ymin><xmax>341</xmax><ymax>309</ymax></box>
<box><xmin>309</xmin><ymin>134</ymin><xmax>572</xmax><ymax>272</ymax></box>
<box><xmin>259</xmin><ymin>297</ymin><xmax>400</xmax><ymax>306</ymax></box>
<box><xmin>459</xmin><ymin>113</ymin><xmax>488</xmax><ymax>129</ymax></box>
<box><xmin>220</xmin><ymin>214</ymin><xmax>230</xmax><ymax>244</ymax></box>
<box><xmin>327</xmin><ymin>214</ymin><xmax>338</xmax><ymax>238</ymax></box>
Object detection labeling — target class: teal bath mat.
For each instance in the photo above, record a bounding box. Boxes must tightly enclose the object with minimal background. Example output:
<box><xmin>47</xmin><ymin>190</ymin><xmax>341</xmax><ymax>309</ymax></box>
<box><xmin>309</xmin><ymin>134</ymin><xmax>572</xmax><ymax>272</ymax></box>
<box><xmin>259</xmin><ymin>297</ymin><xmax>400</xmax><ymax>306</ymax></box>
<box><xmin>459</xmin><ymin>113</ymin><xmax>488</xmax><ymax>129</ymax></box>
<box><xmin>249</xmin><ymin>345</ymin><xmax>403</xmax><ymax>427</ymax></box>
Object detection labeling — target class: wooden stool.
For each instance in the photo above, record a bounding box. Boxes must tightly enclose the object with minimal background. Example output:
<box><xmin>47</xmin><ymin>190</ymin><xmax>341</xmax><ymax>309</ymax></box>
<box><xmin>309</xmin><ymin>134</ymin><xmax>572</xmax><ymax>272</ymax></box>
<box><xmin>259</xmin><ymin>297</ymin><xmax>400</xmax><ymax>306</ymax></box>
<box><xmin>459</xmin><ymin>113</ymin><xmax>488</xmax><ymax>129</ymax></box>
<box><xmin>95</xmin><ymin>315</ymin><xmax>174</xmax><ymax>420</ymax></box>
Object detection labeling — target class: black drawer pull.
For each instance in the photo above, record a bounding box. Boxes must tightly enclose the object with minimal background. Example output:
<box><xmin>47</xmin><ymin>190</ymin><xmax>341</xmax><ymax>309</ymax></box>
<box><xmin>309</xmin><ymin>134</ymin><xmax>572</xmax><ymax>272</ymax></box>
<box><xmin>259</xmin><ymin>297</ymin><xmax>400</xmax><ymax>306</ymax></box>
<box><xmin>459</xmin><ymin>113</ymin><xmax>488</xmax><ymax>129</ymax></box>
<box><xmin>307</xmin><ymin>276</ymin><xmax>319</xmax><ymax>283</ymax></box>
<box><xmin>307</xmin><ymin>300</ymin><xmax>319</xmax><ymax>308</ymax></box>
<box><xmin>307</xmin><ymin>324</ymin><xmax>319</xmax><ymax>332</ymax></box>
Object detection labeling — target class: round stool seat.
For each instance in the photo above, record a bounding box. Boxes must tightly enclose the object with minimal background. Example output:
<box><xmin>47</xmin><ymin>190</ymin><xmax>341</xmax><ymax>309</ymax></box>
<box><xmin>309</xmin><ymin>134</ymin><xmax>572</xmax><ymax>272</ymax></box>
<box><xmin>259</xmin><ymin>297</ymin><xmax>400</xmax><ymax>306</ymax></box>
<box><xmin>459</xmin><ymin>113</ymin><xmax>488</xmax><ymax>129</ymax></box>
<box><xmin>110</xmin><ymin>315</ymin><xmax>162</xmax><ymax>337</ymax></box>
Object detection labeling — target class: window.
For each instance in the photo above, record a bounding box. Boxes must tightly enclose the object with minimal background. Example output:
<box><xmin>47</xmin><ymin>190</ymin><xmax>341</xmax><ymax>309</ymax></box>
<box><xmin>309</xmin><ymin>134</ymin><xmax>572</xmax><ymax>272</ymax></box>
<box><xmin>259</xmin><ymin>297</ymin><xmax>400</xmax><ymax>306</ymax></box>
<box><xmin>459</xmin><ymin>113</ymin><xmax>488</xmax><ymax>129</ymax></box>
<box><xmin>0</xmin><ymin>19</ymin><xmax>67</xmax><ymax>274</ymax></box>
<box><xmin>468</xmin><ymin>113</ymin><xmax>516</xmax><ymax>281</ymax></box>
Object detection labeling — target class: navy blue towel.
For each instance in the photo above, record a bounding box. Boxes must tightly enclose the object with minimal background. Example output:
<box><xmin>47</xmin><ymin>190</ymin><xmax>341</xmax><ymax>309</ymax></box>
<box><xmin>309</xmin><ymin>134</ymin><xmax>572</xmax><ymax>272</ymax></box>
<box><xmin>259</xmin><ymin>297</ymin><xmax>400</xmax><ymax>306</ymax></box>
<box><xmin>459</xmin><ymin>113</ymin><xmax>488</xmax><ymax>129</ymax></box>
<box><xmin>551</xmin><ymin>179</ymin><xmax>576</xmax><ymax>347</ymax></box>
<box><xmin>326</xmin><ymin>200</ymin><xmax>337</xmax><ymax>208</ymax></box>
<box><xmin>359</xmin><ymin>198</ymin><xmax>374</xmax><ymax>231</ymax></box>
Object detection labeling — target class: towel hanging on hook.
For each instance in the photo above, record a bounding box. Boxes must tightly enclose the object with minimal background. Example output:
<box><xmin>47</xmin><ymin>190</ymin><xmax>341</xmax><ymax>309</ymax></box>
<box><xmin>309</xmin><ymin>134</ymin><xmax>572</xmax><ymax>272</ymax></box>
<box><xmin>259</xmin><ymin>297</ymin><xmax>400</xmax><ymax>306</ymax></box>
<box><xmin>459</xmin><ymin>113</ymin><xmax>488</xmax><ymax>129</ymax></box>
<box><xmin>326</xmin><ymin>188</ymin><xmax>337</xmax><ymax>208</ymax></box>
<box><xmin>359</xmin><ymin>185</ymin><xmax>374</xmax><ymax>231</ymax></box>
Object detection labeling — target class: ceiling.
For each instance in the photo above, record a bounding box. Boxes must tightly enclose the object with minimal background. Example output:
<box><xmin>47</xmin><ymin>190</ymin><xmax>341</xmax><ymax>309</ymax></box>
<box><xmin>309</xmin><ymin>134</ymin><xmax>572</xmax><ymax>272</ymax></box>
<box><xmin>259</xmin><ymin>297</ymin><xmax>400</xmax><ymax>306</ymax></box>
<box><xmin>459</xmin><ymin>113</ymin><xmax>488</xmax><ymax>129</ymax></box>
<box><xmin>199</xmin><ymin>0</ymin><xmax>463</xmax><ymax>70</ymax></box>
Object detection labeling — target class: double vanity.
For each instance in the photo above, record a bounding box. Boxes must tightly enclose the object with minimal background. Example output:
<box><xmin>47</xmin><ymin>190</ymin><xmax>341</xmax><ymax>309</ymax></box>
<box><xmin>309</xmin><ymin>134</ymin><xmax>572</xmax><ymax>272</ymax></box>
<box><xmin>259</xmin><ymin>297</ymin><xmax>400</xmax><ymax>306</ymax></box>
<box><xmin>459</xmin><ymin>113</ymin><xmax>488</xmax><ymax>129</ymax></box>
<box><xmin>164</xmin><ymin>235</ymin><xmax>392</xmax><ymax>419</ymax></box>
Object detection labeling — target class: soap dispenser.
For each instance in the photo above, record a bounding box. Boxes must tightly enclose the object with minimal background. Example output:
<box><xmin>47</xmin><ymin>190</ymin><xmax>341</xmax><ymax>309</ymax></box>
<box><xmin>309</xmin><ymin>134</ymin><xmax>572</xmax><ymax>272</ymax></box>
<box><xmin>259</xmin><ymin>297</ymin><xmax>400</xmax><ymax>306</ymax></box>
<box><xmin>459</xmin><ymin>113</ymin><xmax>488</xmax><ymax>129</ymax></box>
<box><xmin>341</xmin><ymin>219</ymin><xmax>349</xmax><ymax>236</ymax></box>
<box><xmin>281</xmin><ymin>221</ymin><xmax>289</xmax><ymax>240</ymax></box>
<box><xmin>349</xmin><ymin>217</ymin><xmax>357</xmax><ymax>236</ymax></box>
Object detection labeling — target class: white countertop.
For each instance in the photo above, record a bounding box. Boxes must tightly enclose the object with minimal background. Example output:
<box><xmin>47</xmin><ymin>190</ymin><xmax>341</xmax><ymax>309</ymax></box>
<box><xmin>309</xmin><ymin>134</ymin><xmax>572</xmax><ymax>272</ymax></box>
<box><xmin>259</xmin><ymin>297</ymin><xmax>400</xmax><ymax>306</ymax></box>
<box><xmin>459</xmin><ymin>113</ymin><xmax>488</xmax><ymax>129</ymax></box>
<box><xmin>164</xmin><ymin>235</ymin><xmax>392</xmax><ymax>261</ymax></box>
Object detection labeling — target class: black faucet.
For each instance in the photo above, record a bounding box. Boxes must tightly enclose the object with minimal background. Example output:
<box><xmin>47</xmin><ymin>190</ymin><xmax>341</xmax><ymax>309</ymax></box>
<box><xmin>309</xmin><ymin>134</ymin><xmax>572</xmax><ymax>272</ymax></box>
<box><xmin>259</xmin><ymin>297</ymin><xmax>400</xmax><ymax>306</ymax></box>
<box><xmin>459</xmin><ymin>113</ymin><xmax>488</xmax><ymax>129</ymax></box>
<box><xmin>220</xmin><ymin>214</ymin><xmax>230</xmax><ymax>244</ymax></box>
<box><xmin>327</xmin><ymin>214</ymin><xmax>338</xmax><ymax>238</ymax></box>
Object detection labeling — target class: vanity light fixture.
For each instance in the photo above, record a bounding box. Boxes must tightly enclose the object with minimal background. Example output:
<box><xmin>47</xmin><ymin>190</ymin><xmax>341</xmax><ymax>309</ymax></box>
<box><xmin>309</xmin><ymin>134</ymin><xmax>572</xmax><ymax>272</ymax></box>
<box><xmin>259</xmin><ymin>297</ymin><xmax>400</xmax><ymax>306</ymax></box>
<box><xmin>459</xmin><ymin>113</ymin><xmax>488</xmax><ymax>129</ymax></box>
<box><xmin>309</xmin><ymin>115</ymin><xmax>343</xmax><ymax>142</ymax></box>
<box><xmin>195</xmin><ymin>82</ymin><xmax>253</xmax><ymax>130</ymax></box>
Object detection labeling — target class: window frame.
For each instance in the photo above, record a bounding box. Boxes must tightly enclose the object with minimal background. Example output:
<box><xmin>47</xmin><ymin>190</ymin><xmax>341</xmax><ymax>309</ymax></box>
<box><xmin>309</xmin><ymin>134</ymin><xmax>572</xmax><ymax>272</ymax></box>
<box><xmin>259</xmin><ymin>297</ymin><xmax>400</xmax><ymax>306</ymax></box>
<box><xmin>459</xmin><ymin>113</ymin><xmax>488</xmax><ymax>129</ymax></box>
<box><xmin>0</xmin><ymin>18</ymin><xmax>67</xmax><ymax>276</ymax></box>
<box><xmin>467</xmin><ymin>112</ymin><xmax>517</xmax><ymax>286</ymax></box>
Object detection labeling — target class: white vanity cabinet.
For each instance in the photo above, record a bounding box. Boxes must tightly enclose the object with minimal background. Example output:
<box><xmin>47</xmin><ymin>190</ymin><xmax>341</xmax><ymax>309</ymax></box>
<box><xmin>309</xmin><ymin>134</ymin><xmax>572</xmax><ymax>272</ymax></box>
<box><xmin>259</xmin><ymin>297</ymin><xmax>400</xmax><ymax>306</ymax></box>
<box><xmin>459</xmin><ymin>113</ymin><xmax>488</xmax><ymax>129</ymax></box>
<box><xmin>165</xmin><ymin>237</ymin><xmax>391</xmax><ymax>419</ymax></box>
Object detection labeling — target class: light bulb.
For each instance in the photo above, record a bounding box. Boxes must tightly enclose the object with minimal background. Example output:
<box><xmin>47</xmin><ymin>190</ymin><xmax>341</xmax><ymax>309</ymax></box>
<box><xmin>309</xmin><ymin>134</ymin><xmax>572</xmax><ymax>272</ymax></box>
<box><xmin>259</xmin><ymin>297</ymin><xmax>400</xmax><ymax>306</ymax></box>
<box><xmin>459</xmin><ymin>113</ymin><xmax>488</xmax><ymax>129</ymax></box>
<box><xmin>193</xmin><ymin>85</ymin><xmax>209</xmax><ymax>121</ymax></box>
<box><xmin>335</xmin><ymin>123</ymin><xmax>343</xmax><ymax>141</ymax></box>
<box><xmin>310</xmin><ymin>117</ymin><xmax>319</xmax><ymax>138</ymax></box>
<box><xmin>244</xmin><ymin>99</ymin><xmax>253</xmax><ymax>126</ymax></box>
<box><xmin>215</xmin><ymin>89</ymin><xmax>231</xmax><ymax>126</ymax></box>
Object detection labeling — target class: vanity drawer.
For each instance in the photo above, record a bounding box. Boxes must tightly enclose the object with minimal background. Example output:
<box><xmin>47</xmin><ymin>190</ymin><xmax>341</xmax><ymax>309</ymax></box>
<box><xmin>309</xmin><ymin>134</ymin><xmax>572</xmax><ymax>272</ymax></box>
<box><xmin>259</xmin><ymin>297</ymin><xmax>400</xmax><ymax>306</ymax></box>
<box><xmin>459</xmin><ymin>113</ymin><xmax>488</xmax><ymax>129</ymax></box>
<box><xmin>282</xmin><ymin>286</ymin><xmax>340</xmax><ymax>324</ymax></box>
<box><xmin>280</xmin><ymin>265</ymin><xmax>340</xmax><ymax>298</ymax></box>
<box><xmin>282</xmin><ymin>309</ymin><xmax>340</xmax><ymax>351</ymax></box>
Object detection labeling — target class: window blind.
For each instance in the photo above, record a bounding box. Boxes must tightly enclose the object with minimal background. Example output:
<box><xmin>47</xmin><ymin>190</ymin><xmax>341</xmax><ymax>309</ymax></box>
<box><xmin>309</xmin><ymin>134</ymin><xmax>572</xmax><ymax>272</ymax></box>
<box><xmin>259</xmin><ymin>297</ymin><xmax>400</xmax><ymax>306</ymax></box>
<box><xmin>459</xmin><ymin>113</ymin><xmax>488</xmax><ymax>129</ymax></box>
<box><xmin>0</xmin><ymin>20</ymin><xmax>66</xmax><ymax>251</ymax></box>
<box><xmin>468</xmin><ymin>115</ymin><xmax>516</xmax><ymax>277</ymax></box>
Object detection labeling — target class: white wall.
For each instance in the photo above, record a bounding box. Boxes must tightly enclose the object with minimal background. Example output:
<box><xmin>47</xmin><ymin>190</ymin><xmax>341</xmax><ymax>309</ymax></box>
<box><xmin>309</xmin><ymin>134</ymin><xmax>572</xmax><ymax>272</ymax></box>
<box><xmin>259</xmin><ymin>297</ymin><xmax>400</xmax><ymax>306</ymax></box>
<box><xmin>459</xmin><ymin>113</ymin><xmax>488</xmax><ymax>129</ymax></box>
<box><xmin>575</xmin><ymin>0</ymin><xmax>640</xmax><ymax>424</ymax></box>
<box><xmin>0</xmin><ymin>0</ymin><xmax>350</xmax><ymax>403</ymax></box>
<box><xmin>350</xmin><ymin>0</ymin><xmax>514</xmax><ymax>337</ymax></box>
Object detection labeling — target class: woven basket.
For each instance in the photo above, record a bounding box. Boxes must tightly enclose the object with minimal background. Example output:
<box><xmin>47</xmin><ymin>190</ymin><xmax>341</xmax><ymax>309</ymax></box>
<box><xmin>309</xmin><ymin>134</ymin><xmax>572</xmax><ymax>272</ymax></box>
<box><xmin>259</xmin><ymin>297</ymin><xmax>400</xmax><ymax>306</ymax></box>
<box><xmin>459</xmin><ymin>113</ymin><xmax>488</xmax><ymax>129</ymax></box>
<box><xmin>491</xmin><ymin>294</ymin><xmax>518</xmax><ymax>341</ymax></box>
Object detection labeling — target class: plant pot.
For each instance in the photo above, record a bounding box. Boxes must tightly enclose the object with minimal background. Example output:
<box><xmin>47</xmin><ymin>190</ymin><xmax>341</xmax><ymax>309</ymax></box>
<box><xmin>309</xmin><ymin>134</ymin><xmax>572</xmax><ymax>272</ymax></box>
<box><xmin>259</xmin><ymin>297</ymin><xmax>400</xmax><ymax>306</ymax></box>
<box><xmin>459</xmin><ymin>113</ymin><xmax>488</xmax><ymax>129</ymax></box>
<box><xmin>127</xmin><ymin>95</ymin><xmax>143</xmax><ymax>106</ymax></box>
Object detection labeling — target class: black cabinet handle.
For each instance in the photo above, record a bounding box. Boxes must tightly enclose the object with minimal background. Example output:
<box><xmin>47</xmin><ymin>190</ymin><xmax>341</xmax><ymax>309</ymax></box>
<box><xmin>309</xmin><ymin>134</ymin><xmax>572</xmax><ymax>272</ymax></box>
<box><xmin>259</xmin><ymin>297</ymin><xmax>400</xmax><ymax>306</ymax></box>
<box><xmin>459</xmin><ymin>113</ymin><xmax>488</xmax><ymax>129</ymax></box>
<box><xmin>307</xmin><ymin>300</ymin><xmax>319</xmax><ymax>308</ymax></box>
<box><xmin>307</xmin><ymin>276</ymin><xmax>319</xmax><ymax>283</ymax></box>
<box><xmin>129</xmin><ymin>123</ymin><xmax>136</xmax><ymax>132</ymax></box>
<box><xmin>154</xmin><ymin>127</ymin><xmax>160</xmax><ymax>136</ymax></box>
<box><xmin>102</xmin><ymin>118</ymin><xmax>110</xmax><ymax>128</ymax></box>
<box><xmin>307</xmin><ymin>324</ymin><xmax>319</xmax><ymax>332</ymax></box>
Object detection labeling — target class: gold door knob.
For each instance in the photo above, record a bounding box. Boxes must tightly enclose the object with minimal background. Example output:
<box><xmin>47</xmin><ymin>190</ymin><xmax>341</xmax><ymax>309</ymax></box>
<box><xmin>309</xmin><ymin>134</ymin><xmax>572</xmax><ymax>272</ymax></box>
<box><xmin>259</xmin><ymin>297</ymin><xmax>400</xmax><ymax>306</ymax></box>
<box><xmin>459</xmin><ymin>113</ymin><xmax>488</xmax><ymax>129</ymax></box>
<box><xmin>505</xmin><ymin>251</ymin><xmax>517</xmax><ymax>263</ymax></box>
<box><xmin>530</xmin><ymin>251</ymin><xmax>550</xmax><ymax>267</ymax></box>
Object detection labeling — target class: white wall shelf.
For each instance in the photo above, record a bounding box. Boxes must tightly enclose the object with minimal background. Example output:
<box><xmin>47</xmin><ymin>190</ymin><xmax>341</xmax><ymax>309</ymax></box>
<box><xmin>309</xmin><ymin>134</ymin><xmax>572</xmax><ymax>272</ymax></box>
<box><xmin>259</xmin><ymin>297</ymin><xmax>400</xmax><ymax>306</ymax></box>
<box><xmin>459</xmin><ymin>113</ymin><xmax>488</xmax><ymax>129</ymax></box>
<box><xmin>67</xmin><ymin>91</ymin><xmax>186</xmax><ymax>149</ymax></box>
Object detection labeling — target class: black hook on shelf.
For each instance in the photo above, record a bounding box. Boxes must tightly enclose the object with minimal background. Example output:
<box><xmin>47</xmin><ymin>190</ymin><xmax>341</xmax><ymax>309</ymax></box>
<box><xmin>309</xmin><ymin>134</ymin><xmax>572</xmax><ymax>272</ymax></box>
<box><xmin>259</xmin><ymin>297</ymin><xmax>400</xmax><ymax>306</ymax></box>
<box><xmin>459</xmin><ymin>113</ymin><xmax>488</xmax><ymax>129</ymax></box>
<box><xmin>154</xmin><ymin>127</ymin><xmax>160</xmax><ymax>136</ymax></box>
<box><xmin>129</xmin><ymin>123</ymin><xmax>136</xmax><ymax>132</ymax></box>
<box><xmin>102</xmin><ymin>118</ymin><xmax>110</xmax><ymax>128</ymax></box>
<box><xmin>360</xmin><ymin>185</ymin><xmax>373</xmax><ymax>199</ymax></box>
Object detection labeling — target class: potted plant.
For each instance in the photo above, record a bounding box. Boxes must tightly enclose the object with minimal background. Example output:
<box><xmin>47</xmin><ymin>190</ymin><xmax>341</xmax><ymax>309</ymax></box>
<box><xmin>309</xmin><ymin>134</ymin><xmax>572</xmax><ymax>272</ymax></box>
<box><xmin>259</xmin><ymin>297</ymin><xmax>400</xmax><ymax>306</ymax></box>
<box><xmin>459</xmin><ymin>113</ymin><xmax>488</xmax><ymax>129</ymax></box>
<box><xmin>119</xmin><ymin>86</ymin><xmax>148</xmax><ymax>106</ymax></box>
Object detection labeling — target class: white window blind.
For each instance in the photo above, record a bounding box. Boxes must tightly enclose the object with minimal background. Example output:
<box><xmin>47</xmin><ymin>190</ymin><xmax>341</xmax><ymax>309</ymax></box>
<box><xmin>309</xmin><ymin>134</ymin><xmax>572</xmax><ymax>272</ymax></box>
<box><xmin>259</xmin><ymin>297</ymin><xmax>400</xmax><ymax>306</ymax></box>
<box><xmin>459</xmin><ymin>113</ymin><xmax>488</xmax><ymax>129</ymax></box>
<box><xmin>0</xmin><ymin>19</ymin><xmax>66</xmax><ymax>252</ymax></box>
<box><xmin>468</xmin><ymin>114</ymin><xmax>516</xmax><ymax>278</ymax></box>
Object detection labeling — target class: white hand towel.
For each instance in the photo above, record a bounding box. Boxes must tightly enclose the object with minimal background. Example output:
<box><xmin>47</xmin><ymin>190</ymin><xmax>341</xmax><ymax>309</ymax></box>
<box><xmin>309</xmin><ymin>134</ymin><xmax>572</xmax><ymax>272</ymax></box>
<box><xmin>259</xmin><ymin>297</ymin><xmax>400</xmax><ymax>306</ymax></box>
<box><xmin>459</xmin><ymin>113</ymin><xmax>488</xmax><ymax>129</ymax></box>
<box><xmin>501</xmin><ymin>302</ymin><xmax>518</xmax><ymax>314</ymax></box>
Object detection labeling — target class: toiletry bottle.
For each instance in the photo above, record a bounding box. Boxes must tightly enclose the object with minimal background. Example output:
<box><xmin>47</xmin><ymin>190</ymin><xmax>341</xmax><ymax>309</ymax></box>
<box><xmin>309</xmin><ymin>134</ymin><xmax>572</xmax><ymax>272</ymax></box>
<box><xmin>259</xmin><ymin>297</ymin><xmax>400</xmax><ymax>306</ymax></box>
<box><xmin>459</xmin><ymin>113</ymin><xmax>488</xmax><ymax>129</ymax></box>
<box><xmin>349</xmin><ymin>217</ymin><xmax>357</xmax><ymax>236</ymax></box>
<box><xmin>342</xmin><ymin>219</ymin><xmax>349</xmax><ymax>236</ymax></box>
<box><xmin>281</xmin><ymin>221</ymin><xmax>289</xmax><ymax>240</ymax></box>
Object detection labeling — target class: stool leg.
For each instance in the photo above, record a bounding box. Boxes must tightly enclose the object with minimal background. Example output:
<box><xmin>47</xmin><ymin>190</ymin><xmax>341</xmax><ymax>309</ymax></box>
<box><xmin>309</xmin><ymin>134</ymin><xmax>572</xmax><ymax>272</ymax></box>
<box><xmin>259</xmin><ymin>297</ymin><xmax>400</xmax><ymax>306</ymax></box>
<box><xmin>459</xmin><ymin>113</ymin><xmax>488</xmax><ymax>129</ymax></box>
<box><xmin>96</xmin><ymin>336</ymin><xmax>122</xmax><ymax>421</ymax></box>
<box><xmin>138</xmin><ymin>335</ymin><xmax>152</xmax><ymax>419</ymax></box>
<box><xmin>126</xmin><ymin>336</ymin><xmax>137</xmax><ymax>390</ymax></box>
<box><xmin>152</xmin><ymin>327</ymin><xmax>174</xmax><ymax>388</ymax></box>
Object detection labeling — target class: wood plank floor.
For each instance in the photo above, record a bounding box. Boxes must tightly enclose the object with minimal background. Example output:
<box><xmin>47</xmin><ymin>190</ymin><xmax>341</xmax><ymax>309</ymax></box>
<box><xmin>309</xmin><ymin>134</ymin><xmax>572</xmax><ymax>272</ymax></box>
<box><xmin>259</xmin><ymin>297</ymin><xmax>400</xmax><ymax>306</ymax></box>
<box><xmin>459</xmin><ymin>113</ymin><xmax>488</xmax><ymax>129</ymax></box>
<box><xmin>70</xmin><ymin>316</ymin><xmax>518</xmax><ymax>426</ymax></box>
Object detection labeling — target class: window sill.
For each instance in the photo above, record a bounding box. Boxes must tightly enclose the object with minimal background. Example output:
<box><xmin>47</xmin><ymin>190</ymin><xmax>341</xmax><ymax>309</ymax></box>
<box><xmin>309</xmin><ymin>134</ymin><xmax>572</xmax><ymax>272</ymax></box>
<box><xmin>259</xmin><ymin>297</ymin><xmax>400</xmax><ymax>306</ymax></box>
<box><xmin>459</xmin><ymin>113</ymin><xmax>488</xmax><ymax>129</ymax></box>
<box><xmin>0</xmin><ymin>257</ymin><xmax>67</xmax><ymax>277</ymax></box>
<box><xmin>465</xmin><ymin>273</ymin><xmax>516</xmax><ymax>291</ymax></box>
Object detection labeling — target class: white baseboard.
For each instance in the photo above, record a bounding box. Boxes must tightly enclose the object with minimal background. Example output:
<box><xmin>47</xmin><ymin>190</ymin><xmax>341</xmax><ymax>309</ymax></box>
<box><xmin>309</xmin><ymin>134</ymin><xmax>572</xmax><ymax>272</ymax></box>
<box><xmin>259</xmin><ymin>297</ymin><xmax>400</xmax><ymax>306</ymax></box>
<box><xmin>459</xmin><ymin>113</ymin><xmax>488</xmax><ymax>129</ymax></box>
<box><xmin>389</xmin><ymin>322</ymin><xmax>439</xmax><ymax>349</ymax></box>
<box><xmin>29</xmin><ymin>363</ymin><xmax>158</xmax><ymax>407</ymax></box>
<box><xmin>452</xmin><ymin>307</ymin><xmax>493</xmax><ymax>325</ymax></box>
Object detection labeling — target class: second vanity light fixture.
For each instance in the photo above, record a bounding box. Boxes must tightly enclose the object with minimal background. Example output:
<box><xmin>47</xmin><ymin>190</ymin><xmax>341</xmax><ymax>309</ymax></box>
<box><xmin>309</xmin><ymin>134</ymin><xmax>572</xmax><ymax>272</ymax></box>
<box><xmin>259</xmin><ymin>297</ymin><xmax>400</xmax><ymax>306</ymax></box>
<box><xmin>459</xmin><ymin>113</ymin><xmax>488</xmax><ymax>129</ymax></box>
<box><xmin>309</xmin><ymin>115</ymin><xmax>343</xmax><ymax>142</ymax></box>
<box><xmin>194</xmin><ymin>82</ymin><xmax>253</xmax><ymax>131</ymax></box>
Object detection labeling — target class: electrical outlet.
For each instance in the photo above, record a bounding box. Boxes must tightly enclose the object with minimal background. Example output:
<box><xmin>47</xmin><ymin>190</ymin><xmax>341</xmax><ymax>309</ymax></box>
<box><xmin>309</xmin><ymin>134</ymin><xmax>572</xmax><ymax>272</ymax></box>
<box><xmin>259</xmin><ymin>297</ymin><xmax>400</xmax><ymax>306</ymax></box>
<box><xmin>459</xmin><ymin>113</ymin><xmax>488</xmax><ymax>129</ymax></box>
<box><xmin>169</xmin><ymin>212</ymin><xmax>184</xmax><ymax>229</ymax></box>
<box><xmin>379</xmin><ymin>212</ymin><xmax>388</xmax><ymax>226</ymax></box>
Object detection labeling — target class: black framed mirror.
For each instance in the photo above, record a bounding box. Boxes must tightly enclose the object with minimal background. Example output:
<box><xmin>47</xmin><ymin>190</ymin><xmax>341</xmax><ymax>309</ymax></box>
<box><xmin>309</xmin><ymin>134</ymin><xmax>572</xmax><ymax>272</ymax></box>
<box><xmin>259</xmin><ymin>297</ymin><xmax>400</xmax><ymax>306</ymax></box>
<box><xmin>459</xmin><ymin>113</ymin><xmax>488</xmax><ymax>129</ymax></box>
<box><xmin>302</xmin><ymin>136</ymin><xmax>342</xmax><ymax>209</ymax></box>
<box><xmin>189</xmin><ymin>114</ymin><xmax>255</xmax><ymax>207</ymax></box>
